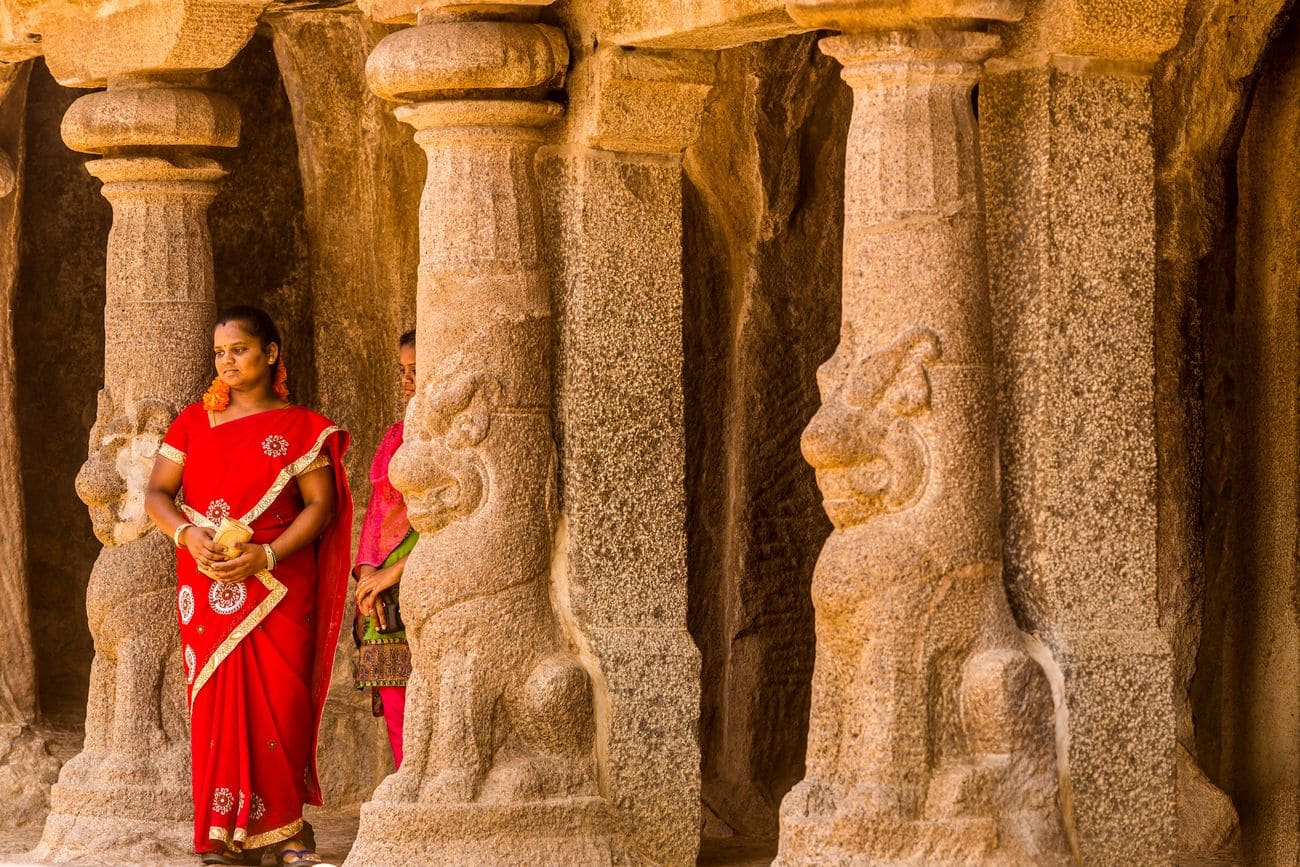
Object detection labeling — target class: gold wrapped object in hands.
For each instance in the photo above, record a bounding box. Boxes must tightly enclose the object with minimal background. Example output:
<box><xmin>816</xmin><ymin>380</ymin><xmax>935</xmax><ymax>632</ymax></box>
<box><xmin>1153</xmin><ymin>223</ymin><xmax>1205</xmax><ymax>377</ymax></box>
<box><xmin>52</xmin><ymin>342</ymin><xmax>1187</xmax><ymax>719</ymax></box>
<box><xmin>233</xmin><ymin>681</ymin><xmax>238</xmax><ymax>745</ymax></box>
<box><xmin>212</xmin><ymin>516</ymin><xmax>253</xmax><ymax>553</ymax></box>
<box><xmin>198</xmin><ymin>517</ymin><xmax>254</xmax><ymax>579</ymax></box>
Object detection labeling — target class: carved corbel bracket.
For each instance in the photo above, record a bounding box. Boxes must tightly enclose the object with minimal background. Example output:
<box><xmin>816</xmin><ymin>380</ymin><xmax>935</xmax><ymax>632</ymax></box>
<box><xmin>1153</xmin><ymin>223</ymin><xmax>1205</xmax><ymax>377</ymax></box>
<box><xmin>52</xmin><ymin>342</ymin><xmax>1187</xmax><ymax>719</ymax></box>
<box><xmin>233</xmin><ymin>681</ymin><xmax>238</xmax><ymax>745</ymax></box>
<box><xmin>568</xmin><ymin>46</ymin><xmax>716</xmax><ymax>156</ymax></box>
<box><xmin>989</xmin><ymin>0</ymin><xmax>1186</xmax><ymax>71</ymax></box>
<box><xmin>32</xmin><ymin>0</ymin><xmax>268</xmax><ymax>88</ymax></box>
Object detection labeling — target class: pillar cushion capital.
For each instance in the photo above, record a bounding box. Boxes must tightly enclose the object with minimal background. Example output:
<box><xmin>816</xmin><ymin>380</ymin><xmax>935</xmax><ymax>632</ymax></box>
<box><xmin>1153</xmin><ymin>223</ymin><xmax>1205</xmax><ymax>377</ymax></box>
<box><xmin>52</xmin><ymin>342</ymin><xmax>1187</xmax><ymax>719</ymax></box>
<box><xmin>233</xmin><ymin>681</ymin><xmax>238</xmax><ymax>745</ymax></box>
<box><xmin>61</xmin><ymin>87</ymin><xmax>239</xmax><ymax>155</ymax></box>
<box><xmin>32</xmin><ymin>0</ymin><xmax>267</xmax><ymax>88</ymax></box>
<box><xmin>786</xmin><ymin>0</ymin><xmax>1023</xmax><ymax>33</ymax></box>
<box><xmin>366</xmin><ymin>20</ymin><xmax>568</xmax><ymax>103</ymax></box>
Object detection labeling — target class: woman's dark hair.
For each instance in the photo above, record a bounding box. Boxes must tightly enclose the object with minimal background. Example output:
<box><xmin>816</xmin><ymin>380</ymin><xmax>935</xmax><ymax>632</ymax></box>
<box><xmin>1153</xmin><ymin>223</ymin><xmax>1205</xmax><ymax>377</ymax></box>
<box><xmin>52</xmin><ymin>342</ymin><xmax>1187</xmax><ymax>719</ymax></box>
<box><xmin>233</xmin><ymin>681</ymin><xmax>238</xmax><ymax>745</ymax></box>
<box><xmin>216</xmin><ymin>305</ymin><xmax>283</xmax><ymax>368</ymax></box>
<box><xmin>400</xmin><ymin>329</ymin><xmax>416</xmax><ymax>349</ymax></box>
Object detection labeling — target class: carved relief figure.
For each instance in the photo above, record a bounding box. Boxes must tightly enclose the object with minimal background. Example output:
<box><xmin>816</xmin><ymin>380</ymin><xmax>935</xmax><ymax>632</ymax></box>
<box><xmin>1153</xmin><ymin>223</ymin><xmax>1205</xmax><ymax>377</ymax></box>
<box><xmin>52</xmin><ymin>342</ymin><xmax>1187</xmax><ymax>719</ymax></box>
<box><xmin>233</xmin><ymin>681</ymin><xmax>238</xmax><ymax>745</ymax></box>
<box><xmin>380</xmin><ymin>368</ymin><xmax>597</xmax><ymax>807</ymax></box>
<box><xmin>61</xmin><ymin>390</ymin><xmax>187</xmax><ymax>787</ymax></box>
<box><xmin>779</xmin><ymin>329</ymin><xmax>1066</xmax><ymax>863</ymax></box>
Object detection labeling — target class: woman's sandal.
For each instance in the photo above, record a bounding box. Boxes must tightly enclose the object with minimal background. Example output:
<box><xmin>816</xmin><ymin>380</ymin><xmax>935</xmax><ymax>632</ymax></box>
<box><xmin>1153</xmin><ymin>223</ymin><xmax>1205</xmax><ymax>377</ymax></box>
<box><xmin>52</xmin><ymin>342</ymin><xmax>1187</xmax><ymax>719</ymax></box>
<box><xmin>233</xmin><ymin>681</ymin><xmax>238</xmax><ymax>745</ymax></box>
<box><xmin>276</xmin><ymin>850</ymin><xmax>323</xmax><ymax>865</ymax></box>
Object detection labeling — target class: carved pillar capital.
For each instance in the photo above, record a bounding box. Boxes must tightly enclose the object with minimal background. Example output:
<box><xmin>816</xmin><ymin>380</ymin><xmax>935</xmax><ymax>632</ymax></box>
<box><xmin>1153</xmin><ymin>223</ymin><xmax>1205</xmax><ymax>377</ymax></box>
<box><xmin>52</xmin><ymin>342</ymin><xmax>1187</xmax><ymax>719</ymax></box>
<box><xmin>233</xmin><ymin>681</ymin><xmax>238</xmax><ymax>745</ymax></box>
<box><xmin>62</xmin><ymin>84</ymin><xmax>239</xmax><ymax>155</ymax></box>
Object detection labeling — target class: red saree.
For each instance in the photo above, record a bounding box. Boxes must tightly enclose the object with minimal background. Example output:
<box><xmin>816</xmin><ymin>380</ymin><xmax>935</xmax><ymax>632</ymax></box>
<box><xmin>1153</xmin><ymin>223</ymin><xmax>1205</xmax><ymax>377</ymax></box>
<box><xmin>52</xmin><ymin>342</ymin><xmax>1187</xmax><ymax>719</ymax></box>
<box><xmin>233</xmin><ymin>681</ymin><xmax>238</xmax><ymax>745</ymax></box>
<box><xmin>159</xmin><ymin>403</ymin><xmax>352</xmax><ymax>854</ymax></box>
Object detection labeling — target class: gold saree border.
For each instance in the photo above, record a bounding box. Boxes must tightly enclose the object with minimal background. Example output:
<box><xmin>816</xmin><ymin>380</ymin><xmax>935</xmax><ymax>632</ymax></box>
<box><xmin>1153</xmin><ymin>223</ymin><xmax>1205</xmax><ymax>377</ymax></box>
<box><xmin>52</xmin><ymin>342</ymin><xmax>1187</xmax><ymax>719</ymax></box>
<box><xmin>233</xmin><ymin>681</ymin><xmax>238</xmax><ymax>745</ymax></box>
<box><xmin>180</xmin><ymin>425</ymin><xmax>340</xmax><ymax>707</ymax></box>
<box><xmin>209</xmin><ymin>816</ymin><xmax>304</xmax><ymax>851</ymax></box>
<box><xmin>189</xmin><ymin>568</ymin><xmax>287</xmax><ymax>709</ymax></box>
<box><xmin>158</xmin><ymin>443</ymin><xmax>186</xmax><ymax>467</ymax></box>
<box><xmin>241</xmin><ymin>426</ymin><xmax>340</xmax><ymax>525</ymax></box>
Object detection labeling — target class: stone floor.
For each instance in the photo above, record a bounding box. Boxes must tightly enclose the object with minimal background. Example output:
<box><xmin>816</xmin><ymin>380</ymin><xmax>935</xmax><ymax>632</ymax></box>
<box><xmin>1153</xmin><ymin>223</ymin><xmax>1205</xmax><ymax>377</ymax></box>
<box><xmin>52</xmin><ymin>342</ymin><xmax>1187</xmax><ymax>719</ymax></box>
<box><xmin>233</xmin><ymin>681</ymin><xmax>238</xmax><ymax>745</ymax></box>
<box><xmin>0</xmin><ymin>717</ymin><xmax>777</xmax><ymax>866</ymax></box>
<box><xmin>1</xmin><ymin>822</ymin><xmax>774</xmax><ymax>866</ymax></box>
<box><xmin>3</xmin><ymin>798</ymin><xmax>772</xmax><ymax>866</ymax></box>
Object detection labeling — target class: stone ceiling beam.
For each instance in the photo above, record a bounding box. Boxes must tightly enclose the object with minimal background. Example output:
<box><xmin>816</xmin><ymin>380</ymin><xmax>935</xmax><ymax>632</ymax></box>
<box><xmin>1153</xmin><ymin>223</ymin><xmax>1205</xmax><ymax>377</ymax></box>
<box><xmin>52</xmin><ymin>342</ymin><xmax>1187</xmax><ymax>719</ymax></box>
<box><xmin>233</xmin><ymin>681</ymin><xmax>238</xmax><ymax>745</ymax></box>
<box><xmin>600</xmin><ymin>0</ymin><xmax>809</xmax><ymax>51</ymax></box>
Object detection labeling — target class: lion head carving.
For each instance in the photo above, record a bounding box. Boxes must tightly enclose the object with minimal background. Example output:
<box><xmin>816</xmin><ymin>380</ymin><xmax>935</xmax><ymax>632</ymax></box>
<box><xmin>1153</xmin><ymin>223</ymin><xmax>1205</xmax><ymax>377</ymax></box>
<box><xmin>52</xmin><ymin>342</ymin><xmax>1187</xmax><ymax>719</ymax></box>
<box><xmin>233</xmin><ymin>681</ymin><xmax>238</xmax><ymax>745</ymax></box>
<box><xmin>388</xmin><ymin>373</ymin><xmax>500</xmax><ymax>535</ymax></box>
<box><xmin>802</xmin><ymin>327</ymin><xmax>940</xmax><ymax>530</ymax></box>
<box><xmin>75</xmin><ymin>391</ymin><xmax>175</xmax><ymax>546</ymax></box>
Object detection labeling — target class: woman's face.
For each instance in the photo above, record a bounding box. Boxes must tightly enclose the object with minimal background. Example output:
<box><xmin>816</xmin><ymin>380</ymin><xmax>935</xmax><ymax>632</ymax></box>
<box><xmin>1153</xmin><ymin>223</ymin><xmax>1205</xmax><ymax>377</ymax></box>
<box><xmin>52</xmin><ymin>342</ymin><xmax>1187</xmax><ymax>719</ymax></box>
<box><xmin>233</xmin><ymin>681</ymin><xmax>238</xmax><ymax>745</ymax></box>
<box><xmin>214</xmin><ymin>321</ymin><xmax>277</xmax><ymax>393</ymax></box>
<box><xmin>399</xmin><ymin>344</ymin><xmax>416</xmax><ymax>403</ymax></box>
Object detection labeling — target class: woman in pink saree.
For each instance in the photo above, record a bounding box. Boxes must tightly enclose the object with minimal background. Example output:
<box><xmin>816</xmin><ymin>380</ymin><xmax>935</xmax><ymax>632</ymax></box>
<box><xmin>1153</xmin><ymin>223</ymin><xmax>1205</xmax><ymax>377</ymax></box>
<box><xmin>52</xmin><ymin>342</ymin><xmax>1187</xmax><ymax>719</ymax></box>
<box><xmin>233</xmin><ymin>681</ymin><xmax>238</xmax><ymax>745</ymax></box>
<box><xmin>352</xmin><ymin>329</ymin><xmax>416</xmax><ymax>766</ymax></box>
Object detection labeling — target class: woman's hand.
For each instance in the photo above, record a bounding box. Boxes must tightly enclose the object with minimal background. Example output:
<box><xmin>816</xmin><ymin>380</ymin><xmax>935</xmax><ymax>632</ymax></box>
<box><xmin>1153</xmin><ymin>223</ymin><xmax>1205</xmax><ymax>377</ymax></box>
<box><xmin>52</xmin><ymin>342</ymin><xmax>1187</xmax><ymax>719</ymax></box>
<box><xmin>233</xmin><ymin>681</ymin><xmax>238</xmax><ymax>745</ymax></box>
<box><xmin>204</xmin><ymin>541</ymin><xmax>268</xmax><ymax>584</ymax></box>
<box><xmin>183</xmin><ymin>526</ymin><xmax>230</xmax><ymax>574</ymax></box>
<box><xmin>355</xmin><ymin>564</ymin><xmax>402</xmax><ymax>629</ymax></box>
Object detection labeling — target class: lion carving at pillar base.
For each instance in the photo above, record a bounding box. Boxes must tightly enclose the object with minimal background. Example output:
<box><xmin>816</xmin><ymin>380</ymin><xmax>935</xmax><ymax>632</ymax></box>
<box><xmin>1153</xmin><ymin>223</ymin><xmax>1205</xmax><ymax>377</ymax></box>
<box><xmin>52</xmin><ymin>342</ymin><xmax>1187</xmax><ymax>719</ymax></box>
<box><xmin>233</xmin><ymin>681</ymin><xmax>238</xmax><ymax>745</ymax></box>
<box><xmin>377</xmin><ymin>371</ymin><xmax>598</xmax><ymax>808</ymax></box>
<box><xmin>59</xmin><ymin>391</ymin><xmax>187</xmax><ymax>790</ymax></box>
<box><xmin>777</xmin><ymin>329</ymin><xmax>1068</xmax><ymax>865</ymax></box>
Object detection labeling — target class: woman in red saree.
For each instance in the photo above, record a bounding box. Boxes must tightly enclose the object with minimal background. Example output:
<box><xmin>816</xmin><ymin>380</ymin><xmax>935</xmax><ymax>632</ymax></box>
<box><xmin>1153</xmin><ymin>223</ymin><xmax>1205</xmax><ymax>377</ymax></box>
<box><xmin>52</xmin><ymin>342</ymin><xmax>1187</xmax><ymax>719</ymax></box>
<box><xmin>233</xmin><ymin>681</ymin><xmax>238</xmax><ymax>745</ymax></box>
<box><xmin>146</xmin><ymin>306</ymin><xmax>352</xmax><ymax>866</ymax></box>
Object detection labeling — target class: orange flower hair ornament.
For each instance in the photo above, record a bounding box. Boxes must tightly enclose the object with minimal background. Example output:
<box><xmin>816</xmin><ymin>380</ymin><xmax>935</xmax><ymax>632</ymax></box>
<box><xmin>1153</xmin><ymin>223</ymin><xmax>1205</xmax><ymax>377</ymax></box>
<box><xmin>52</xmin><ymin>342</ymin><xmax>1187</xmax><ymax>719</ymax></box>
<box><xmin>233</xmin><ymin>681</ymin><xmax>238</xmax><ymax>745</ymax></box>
<box><xmin>273</xmin><ymin>358</ymin><xmax>290</xmax><ymax>401</ymax></box>
<box><xmin>202</xmin><ymin>356</ymin><xmax>289</xmax><ymax>411</ymax></box>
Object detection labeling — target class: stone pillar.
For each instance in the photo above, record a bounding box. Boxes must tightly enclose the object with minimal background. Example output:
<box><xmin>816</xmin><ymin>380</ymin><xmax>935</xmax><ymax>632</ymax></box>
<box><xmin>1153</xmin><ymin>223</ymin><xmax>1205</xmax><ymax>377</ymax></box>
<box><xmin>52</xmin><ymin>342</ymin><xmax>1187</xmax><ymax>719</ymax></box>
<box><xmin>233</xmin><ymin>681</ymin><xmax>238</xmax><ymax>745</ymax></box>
<box><xmin>34</xmin><ymin>80</ymin><xmax>237</xmax><ymax>861</ymax></box>
<box><xmin>347</xmin><ymin>15</ymin><xmax>627</xmax><ymax>865</ymax></box>
<box><xmin>775</xmin><ymin>11</ymin><xmax>1068</xmax><ymax>864</ymax></box>
<box><xmin>539</xmin><ymin>46</ymin><xmax>713</xmax><ymax>865</ymax></box>
<box><xmin>0</xmin><ymin>58</ymin><xmax>60</xmax><ymax>832</ymax></box>
<box><xmin>981</xmin><ymin>3</ymin><xmax>1226</xmax><ymax>861</ymax></box>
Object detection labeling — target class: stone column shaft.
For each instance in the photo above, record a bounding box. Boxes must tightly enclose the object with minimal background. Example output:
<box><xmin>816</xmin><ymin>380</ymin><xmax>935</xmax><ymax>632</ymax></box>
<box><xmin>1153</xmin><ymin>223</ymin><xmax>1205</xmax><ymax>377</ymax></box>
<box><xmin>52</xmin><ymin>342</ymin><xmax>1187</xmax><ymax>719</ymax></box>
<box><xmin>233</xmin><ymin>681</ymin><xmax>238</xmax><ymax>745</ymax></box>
<box><xmin>777</xmin><ymin>24</ymin><xmax>1066</xmax><ymax>865</ymax></box>
<box><xmin>982</xmin><ymin>60</ymin><xmax>1180</xmax><ymax>864</ymax></box>
<box><xmin>96</xmin><ymin>158</ymin><xmax>223</xmax><ymax>408</ymax></box>
<box><xmin>351</xmin><ymin>17</ymin><xmax>627</xmax><ymax>866</ymax></box>
<box><xmin>36</xmin><ymin>80</ymin><xmax>236</xmax><ymax>861</ymax></box>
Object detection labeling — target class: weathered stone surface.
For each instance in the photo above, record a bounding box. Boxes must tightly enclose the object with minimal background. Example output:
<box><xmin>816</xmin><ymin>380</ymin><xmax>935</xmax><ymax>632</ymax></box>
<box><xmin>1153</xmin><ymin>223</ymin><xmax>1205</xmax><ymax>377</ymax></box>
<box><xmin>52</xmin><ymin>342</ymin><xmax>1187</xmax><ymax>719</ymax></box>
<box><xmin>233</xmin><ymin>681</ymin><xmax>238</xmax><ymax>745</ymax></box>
<box><xmin>776</xmin><ymin>28</ymin><xmax>1066</xmax><ymax>865</ymax></box>
<box><xmin>681</xmin><ymin>34</ymin><xmax>846</xmax><ymax>842</ymax></box>
<box><xmin>0</xmin><ymin>60</ymin><xmax>43</xmax><ymax>836</ymax></box>
<box><xmin>540</xmin><ymin>46</ymin><xmax>718</xmax><ymax>862</ymax></box>
<box><xmin>32</xmin><ymin>0</ymin><xmax>266</xmax><ymax>88</ymax></box>
<box><xmin>16</xmin><ymin>59</ymin><xmax>107</xmax><ymax>729</ymax></box>
<box><xmin>786</xmin><ymin>0</ymin><xmax>1023</xmax><ymax>32</ymax></box>
<box><xmin>995</xmin><ymin>0</ymin><xmax>1185</xmax><ymax>65</ymax></box>
<box><xmin>982</xmin><ymin>61</ymin><xmax>1181</xmax><ymax>865</ymax></box>
<box><xmin>599</xmin><ymin>0</ymin><xmax>806</xmax><ymax>50</ymax></box>
<box><xmin>6</xmin><ymin>0</ymin><xmax>1300</xmax><ymax>863</ymax></box>
<box><xmin>1180</xmin><ymin>13</ymin><xmax>1300</xmax><ymax>863</ymax></box>
<box><xmin>0</xmin><ymin>725</ymin><xmax>59</xmax><ymax>832</ymax></box>
<box><xmin>0</xmin><ymin>62</ymin><xmax>35</xmax><ymax>734</ymax></box>
<box><xmin>1154</xmin><ymin>11</ymin><xmax>1296</xmax><ymax>864</ymax></box>
<box><xmin>267</xmin><ymin>9</ymin><xmax>423</xmax><ymax>809</ymax></box>
<box><xmin>348</xmin><ymin>16</ymin><xmax>627</xmax><ymax>866</ymax></box>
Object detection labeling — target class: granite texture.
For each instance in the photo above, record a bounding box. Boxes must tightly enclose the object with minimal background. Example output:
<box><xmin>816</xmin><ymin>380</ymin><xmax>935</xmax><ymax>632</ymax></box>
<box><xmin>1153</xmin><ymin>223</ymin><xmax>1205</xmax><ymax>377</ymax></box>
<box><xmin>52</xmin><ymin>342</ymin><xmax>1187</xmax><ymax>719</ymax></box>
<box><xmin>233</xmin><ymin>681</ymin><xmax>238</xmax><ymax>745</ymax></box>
<box><xmin>681</xmin><ymin>34</ymin><xmax>846</xmax><ymax>842</ymax></box>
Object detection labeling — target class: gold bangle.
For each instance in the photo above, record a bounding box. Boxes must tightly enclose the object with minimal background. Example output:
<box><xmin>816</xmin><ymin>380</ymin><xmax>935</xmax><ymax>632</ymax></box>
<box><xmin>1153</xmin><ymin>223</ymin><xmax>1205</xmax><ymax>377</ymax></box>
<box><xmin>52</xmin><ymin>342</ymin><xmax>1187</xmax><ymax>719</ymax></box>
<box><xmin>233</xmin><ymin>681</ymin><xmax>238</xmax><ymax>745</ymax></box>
<box><xmin>173</xmin><ymin>523</ymin><xmax>194</xmax><ymax>549</ymax></box>
<box><xmin>262</xmin><ymin>543</ymin><xmax>277</xmax><ymax>571</ymax></box>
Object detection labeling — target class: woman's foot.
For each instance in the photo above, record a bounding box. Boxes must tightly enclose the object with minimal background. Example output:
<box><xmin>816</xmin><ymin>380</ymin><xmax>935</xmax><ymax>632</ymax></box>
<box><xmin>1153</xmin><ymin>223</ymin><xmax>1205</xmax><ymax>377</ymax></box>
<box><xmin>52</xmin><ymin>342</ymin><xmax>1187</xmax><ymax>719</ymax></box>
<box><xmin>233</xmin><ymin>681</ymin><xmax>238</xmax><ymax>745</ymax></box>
<box><xmin>275</xmin><ymin>838</ymin><xmax>323</xmax><ymax>865</ymax></box>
